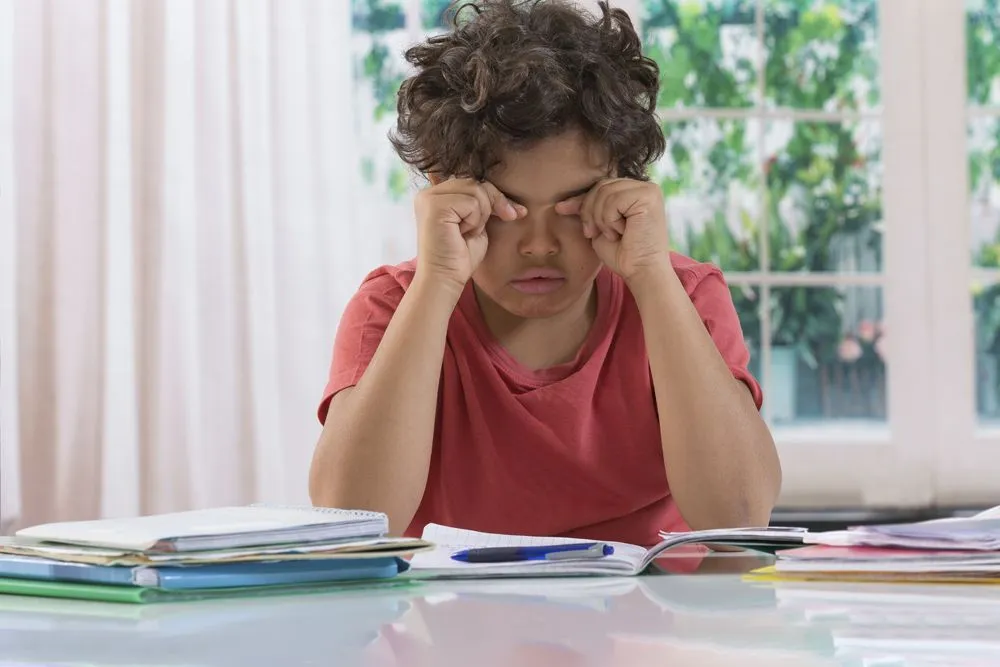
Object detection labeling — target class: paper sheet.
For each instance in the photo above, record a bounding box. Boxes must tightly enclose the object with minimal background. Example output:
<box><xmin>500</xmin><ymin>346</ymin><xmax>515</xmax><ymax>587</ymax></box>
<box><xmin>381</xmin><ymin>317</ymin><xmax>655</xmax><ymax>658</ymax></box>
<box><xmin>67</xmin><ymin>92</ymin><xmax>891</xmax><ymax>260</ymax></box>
<box><xmin>0</xmin><ymin>535</ymin><xmax>431</xmax><ymax>566</ymax></box>
<box><xmin>422</xmin><ymin>525</ymin><xmax>597</xmax><ymax>549</ymax></box>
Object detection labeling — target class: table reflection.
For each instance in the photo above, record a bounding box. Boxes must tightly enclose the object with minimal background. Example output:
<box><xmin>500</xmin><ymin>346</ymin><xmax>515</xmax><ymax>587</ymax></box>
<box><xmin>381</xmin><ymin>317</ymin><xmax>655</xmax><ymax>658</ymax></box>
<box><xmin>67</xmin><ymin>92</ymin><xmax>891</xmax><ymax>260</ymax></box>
<box><xmin>0</xmin><ymin>549</ymin><xmax>995</xmax><ymax>667</ymax></box>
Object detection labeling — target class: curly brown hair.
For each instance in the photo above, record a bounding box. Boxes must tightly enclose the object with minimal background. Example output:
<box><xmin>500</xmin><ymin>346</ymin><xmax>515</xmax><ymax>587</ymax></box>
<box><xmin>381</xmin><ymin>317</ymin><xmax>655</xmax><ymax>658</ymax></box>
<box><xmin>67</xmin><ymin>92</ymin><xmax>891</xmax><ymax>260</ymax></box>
<box><xmin>389</xmin><ymin>0</ymin><xmax>664</xmax><ymax>182</ymax></box>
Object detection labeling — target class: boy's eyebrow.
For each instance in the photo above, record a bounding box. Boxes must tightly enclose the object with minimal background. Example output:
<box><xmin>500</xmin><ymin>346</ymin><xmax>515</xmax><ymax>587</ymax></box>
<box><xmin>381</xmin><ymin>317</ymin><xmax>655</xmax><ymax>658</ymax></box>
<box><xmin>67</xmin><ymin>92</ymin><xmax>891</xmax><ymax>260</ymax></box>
<box><xmin>494</xmin><ymin>179</ymin><xmax>602</xmax><ymax>204</ymax></box>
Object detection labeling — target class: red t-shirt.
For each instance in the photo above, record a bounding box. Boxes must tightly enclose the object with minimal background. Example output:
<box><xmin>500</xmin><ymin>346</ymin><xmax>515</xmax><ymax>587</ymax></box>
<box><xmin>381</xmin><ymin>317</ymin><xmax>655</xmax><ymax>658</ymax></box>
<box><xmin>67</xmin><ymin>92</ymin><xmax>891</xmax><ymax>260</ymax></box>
<box><xmin>318</xmin><ymin>253</ymin><xmax>762</xmax><ymax>547</ymax></box>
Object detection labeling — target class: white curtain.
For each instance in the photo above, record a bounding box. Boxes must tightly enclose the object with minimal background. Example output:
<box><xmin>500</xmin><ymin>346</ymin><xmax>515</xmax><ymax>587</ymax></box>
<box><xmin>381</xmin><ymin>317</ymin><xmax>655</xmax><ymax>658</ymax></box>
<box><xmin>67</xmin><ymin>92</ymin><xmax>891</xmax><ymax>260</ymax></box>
<box><xmin>0</xmin><ymin>0</ymin><xmax>396</xmax><ymax>530</ymax></box>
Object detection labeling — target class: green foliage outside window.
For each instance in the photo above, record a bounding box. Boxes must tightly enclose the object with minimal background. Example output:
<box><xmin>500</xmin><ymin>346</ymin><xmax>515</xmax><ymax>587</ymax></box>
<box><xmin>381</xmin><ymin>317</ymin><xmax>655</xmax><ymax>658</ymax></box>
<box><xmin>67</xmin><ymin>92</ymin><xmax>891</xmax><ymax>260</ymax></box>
<box><xmin>352</xmin><ymin>0</ymin><xmax>405</xmax><ymax>31</ymax></box>
<box><xmin>644</xmin><ymin>0</ymin><xmax>882</xmax><ymax>419</ymax></box>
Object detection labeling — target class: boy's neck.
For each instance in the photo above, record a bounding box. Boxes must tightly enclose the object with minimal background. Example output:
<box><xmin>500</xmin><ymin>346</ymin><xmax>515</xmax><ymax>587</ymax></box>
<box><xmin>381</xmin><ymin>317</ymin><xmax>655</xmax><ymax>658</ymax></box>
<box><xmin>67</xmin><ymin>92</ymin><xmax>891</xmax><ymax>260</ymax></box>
<box><xmin>473</xmin><ymin>280</ymin><xmax>599</xmax><ymax>371</ymax></box>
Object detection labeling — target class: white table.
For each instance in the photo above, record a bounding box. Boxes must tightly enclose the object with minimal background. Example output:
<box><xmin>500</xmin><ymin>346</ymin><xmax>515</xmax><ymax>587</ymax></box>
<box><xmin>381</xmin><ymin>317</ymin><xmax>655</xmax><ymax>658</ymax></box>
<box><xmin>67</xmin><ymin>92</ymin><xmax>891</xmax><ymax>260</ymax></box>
<box><xmin>0</xmin><ymin>552</ymin><xmax>998</xmax><ymax>666</ymax></box>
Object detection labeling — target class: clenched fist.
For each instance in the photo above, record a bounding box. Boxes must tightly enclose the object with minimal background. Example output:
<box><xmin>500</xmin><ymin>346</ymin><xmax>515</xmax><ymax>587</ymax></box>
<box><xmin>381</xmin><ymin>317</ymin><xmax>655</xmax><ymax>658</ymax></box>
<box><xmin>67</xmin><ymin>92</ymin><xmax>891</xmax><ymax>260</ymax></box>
<box><xmin>414</xmin><ymin>178</ymin><xmax>526</xmax><ymax>292</ymax></box>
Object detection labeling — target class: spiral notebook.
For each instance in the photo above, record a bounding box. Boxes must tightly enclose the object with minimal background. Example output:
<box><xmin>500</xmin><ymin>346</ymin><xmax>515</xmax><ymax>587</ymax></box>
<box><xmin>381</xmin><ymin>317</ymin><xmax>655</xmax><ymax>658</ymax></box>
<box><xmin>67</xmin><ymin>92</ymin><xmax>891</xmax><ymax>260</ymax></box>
<box><xmin>14</xmin><ymin>505</ymin><xmax>388</xmax><ymax>554</ymax></box>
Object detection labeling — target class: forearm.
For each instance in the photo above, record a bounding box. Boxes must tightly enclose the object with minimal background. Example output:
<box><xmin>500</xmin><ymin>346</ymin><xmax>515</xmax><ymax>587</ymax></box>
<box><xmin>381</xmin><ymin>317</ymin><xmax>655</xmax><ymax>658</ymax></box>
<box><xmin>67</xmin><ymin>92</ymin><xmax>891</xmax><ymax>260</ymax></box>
<box><xmin>629</xmin><ymin>265</ymin><xmax>781</xmax><ymax>531</ymax></box>
<box><xmin>309</xmin><ymin>276</ymin><xmax>460</xmax><ymax>533</ymax></box>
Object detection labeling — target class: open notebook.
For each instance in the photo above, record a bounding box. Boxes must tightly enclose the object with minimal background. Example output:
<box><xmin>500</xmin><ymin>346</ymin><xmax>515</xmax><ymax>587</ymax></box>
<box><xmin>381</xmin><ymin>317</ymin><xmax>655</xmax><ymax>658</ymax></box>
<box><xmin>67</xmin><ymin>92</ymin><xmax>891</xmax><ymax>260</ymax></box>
<box><xmin>409</xmin><ymin>523</ymin><xmax>807</xmax><ymax>578</ymax></box>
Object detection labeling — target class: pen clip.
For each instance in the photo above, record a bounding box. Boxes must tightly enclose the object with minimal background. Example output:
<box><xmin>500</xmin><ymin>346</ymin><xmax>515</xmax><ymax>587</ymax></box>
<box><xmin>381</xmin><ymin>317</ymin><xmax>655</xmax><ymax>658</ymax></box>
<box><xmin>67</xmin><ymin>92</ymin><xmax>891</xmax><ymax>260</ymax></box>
<box><xmin>544</xmin><ymin>543</ymin><xmax>612</xmax><ymax>560</ymax></box>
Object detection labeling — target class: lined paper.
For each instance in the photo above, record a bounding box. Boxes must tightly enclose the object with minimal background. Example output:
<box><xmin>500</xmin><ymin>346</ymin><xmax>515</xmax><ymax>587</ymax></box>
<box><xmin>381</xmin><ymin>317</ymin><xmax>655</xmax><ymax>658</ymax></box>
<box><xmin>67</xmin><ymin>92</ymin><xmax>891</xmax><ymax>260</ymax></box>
<box><xmin>410</xmin><ymin>524</ymin><xmax>647</xmax><ymax>577</ymax></box>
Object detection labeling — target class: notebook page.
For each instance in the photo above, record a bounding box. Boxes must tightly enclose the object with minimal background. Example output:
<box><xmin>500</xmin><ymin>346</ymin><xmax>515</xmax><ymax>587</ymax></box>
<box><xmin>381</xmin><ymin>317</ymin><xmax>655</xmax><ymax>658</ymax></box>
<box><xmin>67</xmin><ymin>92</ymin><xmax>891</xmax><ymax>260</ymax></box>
<box><xmin>421</xmin><ymin>524</ymin><xmax>594</xmax><ymax>549</ymax></box>
<box><xmin>411</xmin><ymin>524</ymin><xmax>647</xmax><ymax>577</ymax></box>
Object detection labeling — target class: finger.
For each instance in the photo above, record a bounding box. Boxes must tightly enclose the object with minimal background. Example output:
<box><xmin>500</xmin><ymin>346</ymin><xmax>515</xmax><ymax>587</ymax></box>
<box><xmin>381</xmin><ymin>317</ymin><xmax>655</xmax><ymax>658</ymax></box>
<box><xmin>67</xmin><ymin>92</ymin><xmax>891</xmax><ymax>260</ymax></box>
<box><xmin>464</xmin><ymin>186</ymin><xmax>496</xmax><ymax>236</ymax></box>
<box><xmin>582</xmin><ymin>180</ymin><xmax>620</xmax><ymax>240</ymax></box>
<box><xmin>427</xmin><ymin>179</ymin><xmax>482</xmax><ymax>232</ymax></box>
<box><xmin>479</xmin><ymin>181</ymin><xmax>520</xmax><ymax>222</ymax></box>
<box><xmin>554</xmin><ymin>196</ymin><xmax>583</xmax><ymax>217</ymax></box>
<box><xmin>593</xmin><ymin>181</ymin><xmax>639</xmax><ymax>241</ymax></box>
<box><xmin>578</xmin><ymin>184</ymin><xmax>604</xmax><ymax>239</ymax></box>
<box><xmin>555</xmin><ymin>195</ymin><xmax>594</xmax><ymax>238</ymax></box>
<box><xmin>430</xmin><ymin>178</ymin><xmax>496</xmax><ymax>234</ymax></box>
<box><xmin>437</xmin><ymin>192</ymin><xmax>488</xmax><ymax>235</ymax></box>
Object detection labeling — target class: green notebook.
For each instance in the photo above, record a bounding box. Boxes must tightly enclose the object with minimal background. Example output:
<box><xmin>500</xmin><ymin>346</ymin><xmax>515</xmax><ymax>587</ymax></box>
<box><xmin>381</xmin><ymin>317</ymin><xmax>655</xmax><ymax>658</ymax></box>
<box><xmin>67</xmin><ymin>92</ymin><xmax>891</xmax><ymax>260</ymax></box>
<box><xmin>0</xmin><ymin>576</ymin><xmax>416</xmax><ymax>604</ymax></box>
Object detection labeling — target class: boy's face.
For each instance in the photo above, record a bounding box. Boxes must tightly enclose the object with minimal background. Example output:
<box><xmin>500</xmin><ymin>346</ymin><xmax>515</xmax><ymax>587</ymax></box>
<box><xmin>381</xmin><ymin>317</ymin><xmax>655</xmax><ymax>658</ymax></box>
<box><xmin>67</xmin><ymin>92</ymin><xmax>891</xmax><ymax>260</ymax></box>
<box><xmin>473</xmin><ymin>129</ymin><xmax>609</xmax><ymax>320</ymax></box>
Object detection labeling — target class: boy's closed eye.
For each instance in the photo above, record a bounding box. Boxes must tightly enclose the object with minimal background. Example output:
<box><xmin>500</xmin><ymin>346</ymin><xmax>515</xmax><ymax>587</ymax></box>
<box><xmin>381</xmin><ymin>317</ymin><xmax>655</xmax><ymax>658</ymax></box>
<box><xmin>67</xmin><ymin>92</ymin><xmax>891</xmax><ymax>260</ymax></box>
<box><xmin>492</xmin><ymin>180</ymin><xmax>601</xmax><ymax>211</ymax></box>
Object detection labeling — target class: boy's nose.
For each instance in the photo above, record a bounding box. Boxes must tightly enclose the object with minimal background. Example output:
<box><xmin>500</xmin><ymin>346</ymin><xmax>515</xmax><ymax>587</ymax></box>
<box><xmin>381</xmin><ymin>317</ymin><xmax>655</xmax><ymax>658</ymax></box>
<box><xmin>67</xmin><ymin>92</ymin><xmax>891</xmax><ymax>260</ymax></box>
<box><xmin>518</xmin><ymin>218</ymin><xmax>559</xmax><ymax>257</ymax></box>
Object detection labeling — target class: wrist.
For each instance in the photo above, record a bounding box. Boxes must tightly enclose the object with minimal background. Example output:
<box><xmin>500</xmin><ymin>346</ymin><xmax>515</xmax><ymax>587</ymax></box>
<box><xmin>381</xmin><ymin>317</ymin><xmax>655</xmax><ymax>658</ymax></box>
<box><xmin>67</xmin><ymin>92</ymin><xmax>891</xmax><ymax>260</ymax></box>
<box><xmin>409</xmin><ymin>271</ymin><xmax>467</xmax><ymax>308</ymax></box>
<box><xmin>624</xmin><ymin>257</ymin><xmax>681</xmax><ymax>304</ymax></box>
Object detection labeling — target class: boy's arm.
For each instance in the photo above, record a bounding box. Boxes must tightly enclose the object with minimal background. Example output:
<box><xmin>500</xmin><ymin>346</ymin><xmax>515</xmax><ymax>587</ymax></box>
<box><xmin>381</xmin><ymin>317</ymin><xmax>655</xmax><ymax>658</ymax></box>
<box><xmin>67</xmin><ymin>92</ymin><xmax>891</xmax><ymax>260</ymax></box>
<box><xmin>310</xmin><ymin>179</ymin><xmax>519</xmax><ymax>535</ymax></box>
<box><xmin>628</xmin><ymin>263</ymin><xmax>782</xmax><ymax>532</ymax></box>
<box><xmin>309</xmin><ymin>276</ymin><xmax>461</xmax><ymax>534</ymax></box>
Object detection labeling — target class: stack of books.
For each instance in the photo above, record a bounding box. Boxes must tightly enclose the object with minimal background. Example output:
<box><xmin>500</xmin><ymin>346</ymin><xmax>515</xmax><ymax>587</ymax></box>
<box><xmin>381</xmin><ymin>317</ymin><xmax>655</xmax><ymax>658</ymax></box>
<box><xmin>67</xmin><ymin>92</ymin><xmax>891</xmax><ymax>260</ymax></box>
<box><xmin>0</xmin><ymin>505</ymin><xmax>431</xmax><ymax>603</ymax></box>
<box><xmin>747</xmin><ymin>505</ymin><xmax>1000</xmax><ymax>584</ymax></box>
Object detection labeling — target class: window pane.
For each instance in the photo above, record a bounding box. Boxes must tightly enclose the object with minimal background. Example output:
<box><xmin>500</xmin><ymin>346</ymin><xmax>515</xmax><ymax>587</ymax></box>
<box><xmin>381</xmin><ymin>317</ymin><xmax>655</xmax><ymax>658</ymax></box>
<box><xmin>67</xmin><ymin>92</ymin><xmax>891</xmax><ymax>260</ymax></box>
<box><xmin>969</xmin><ymin>118</ymin><xmax>1000</xmax><ymax>268</ymax></box>
<box><xmin>764</xmin><ymin>0</ymin><xmax>879</xmax><ymax>111</ymax></box>
<box><xmin>657</xmin><ymin>119</ymin><xmax>761</xmax><ymax>272</ymax></box>
<box><xmin>766</xmin><ymin>121</ymin><xmax>882</xmax><ymax>272</ymax></box>
<box><xmin>642</xmin><ymin>0</ymin><xmax>758</xmax><ymax>109</ymax></box>
<box><xmin>975</xmin><ymin>279</ymin><xmax>1000</xmax><ymax>423</ymax></box>
<box><xmin>353</xmin><ymin>0</ymin><xmax>405</xmax><ymax>31</ymax></box>
<box><xmin>767</xmin><ymin>286</ymin><xmax>886</xmax><ymax>424</ymax></box>
<box><xmin>353</xmin><ymin>0</ymin><xmax>418</xmax><ymax>256</ymax></box>
<box><xmin>353</xmin><ymin>1</ymin><xmax>410</xmax><ymax>197</ymax></box>
<box><xmin>422</xmin><ymin>0</ymin><xmax>452</xmax><ymax>29</ymax></box>
<box><xmin>967</xmin><ymin>0</ymin><xmax>1000</xmax><ymax>106</ymax></box>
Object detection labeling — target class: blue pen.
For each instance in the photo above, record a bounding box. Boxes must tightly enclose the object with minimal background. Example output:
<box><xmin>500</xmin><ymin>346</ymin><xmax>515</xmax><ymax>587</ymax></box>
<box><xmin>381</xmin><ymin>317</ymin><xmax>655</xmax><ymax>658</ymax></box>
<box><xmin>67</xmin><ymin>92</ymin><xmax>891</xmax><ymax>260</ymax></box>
<box><xmin>451</xmin><ymin>542</ymin><xmax>614</xmax><ymax>563</ymax></box>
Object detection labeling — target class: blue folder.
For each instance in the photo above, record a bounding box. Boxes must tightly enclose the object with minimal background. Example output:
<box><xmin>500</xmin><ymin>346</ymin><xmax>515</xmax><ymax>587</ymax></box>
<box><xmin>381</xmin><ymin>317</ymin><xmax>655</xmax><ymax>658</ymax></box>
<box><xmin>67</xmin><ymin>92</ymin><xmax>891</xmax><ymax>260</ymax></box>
<box><xmin>0</xmin><ymin>554</ymin><xmax>404</xmax><ymax>590</ymax></box>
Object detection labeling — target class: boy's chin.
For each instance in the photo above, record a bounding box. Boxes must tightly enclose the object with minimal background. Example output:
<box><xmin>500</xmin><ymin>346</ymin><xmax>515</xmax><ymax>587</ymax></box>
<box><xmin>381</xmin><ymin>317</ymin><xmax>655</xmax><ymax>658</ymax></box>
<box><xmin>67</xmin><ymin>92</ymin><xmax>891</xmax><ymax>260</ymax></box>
<box><xmin>495</xmin><ymin>289</ymin><xmax>582</xmax><ymax>320</ymax></box>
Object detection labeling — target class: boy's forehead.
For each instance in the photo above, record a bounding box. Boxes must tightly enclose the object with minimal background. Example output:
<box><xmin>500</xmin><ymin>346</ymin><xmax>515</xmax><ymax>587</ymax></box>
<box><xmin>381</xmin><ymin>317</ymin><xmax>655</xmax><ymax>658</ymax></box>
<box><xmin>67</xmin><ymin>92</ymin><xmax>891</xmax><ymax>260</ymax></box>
<box><xmin>488</xmin><ymin>131</ymin><xmax>612</xmax><ymax>202</ymax></box>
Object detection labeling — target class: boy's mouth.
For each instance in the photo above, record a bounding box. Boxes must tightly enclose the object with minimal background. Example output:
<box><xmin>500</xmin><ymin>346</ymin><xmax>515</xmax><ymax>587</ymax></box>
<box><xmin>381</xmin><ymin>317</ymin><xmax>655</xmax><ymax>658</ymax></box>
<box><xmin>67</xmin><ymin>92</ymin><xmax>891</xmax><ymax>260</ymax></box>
<box><xmin>510</xmin><ymin>268</ymin><xmax>566</xmax><ymax>295</ymax></box>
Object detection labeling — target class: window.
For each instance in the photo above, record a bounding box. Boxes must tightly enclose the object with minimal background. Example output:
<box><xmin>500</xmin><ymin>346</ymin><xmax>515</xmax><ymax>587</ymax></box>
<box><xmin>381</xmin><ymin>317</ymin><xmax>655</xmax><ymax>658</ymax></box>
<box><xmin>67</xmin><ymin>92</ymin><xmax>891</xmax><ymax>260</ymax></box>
<box><xmin>349</xmin><ymin>0</ymin><xmax>1000</xmax><ymax>509</ymax></box>
<box><xmin>921</xmin><ymin>0</ymin><xmax>1000</xmax><ymax>504</ymax></box>
<box><xmin>637</xmin><ymin>0</ymin><xmax>936</xmax><ymax>508</ymax></box>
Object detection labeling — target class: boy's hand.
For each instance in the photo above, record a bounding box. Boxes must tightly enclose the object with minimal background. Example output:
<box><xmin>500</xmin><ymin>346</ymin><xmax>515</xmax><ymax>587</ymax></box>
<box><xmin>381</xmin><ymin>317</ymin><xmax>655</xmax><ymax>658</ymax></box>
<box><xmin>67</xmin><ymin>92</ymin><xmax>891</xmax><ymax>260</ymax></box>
<box><xmin>414</xmin><ymin>178</ymin><xmax>526</xmax><ymax>293</ymax></box>
<box><xmin>555</xmin><ymin>178</ymin><xmax>671</xmax><ymax>284</ymax></box>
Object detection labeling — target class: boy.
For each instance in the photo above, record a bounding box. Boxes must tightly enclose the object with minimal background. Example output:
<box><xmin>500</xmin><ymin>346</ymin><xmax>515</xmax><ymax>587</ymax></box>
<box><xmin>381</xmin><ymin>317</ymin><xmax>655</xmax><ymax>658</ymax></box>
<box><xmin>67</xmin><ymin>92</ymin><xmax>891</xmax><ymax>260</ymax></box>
<box><xmin>309</xmin><ymin>0</ymin><xmax>780</xmax><ymax>547</ymax></box>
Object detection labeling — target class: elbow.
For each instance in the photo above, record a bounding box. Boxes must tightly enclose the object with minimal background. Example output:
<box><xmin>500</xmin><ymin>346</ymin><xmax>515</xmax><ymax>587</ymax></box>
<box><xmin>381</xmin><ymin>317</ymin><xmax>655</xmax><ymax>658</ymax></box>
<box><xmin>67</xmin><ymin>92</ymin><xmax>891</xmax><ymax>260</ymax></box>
<box><xmin>685</xmin><ymin>502</ymin><xmax>774</xmax><ymax>532</ymax></box>
<box><xmin>726</xmin><ymin>475</ymin><xmax>782</xmax><ymax>529</ymax></box>
<box><xmin>739</xmin><ymin>423</ymin><xmax>782</xmax><ymax>525</ymax></box>
<box><xmin>729</xmin><ymin>466</ymin><xmax>782</xmax><ymax>529</ymax></box>
<box><xmin>308</xmin><ymin>436</ymin><xmax>350</xmax><ymax>510</ymax></box>
<box><xmin>307</xmin><ymin>453</ymin><xmax>417</xmax><ymax>535</ymax></box>
<box><xmin>308</xmin><ymin>462</ymin><xmax>339</xmax><ymax>510</ymax></box>
<box><xmin>683</xmin><ymin>471</ymin><xmax>782</xmax><ymax>531</ymax></box>
<box><xmin>736</xmin><ymin>497</ymin><xmax>777</xmax><ymax>528</ymax></box>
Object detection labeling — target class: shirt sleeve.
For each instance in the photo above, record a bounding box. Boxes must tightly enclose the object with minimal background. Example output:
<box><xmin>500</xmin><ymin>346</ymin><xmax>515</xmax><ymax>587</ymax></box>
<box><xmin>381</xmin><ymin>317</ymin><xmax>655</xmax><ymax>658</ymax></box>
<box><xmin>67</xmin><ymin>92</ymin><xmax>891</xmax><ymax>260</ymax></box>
<box><xmin>317</xmin><ymin>276</ymin><xmax>405</xmax><ymax>425</ymax></box>
<box><xmin>682</xmin><ymin>265</ymin><xmax>764</xmax><ymax>410</ymax></box>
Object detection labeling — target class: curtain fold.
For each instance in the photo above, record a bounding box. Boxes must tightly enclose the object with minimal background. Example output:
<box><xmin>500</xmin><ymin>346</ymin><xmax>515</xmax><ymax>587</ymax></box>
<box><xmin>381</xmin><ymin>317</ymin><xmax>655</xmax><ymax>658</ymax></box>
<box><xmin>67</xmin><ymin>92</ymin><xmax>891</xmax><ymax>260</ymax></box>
<box><xmin>0</xmin><ymin>0</ymin><xmax>22</xmax><ymax>534</ymax></box>
<box><xmin>1</xmin><ymin>0</ymin><xmax>370</xmax><ymax>529</ymax></box>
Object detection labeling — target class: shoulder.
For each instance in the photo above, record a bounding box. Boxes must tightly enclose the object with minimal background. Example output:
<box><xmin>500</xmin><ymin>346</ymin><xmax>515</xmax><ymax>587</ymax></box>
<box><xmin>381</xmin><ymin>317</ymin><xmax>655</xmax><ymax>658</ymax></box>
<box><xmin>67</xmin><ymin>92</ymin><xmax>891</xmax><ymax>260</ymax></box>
<box><xmin>352</xmin><ymin>259</ymin><xmax>418</xmax><ymax>302</ymax></box>
<box><xmin>615</xmin><ymin>252</ymin><xmax>728</xmax><ymax>312</ymax></box>
<box><xmin>336</xmin><ymin>259</ymin><xmax>419</xmax><ymax>329</ymax></box>
<box><xmin>667</xmin><ymin>252</ymin><xmax>727</xmax><ymax>292</ymax></box>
